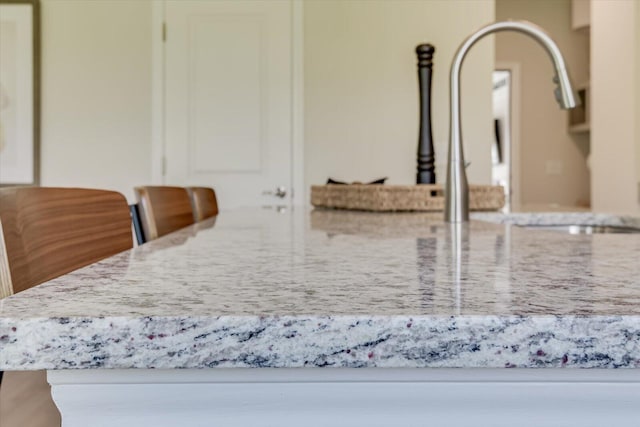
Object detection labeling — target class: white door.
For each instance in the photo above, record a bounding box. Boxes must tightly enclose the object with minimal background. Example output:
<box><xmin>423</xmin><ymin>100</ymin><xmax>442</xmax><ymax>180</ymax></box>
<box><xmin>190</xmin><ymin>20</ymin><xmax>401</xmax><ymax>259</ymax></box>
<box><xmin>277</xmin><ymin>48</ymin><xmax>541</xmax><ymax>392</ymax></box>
<box><xmin>164</xmin><ymin>0</ymin><xmax>293</xmax><ymax>209</ymax></box>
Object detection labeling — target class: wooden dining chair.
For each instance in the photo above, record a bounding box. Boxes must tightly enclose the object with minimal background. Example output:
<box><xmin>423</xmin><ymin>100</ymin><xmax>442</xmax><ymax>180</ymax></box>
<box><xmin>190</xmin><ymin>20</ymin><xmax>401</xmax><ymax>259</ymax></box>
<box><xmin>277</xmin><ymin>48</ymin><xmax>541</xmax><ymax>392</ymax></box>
<box><xmin>0</xmin><ymin>187</ymin><xmax>134</xmax><ymax>296</ymax></box>
<box><xmin>134</xmin><ymin>186</ymin><xmax>194</xmax><ymax>241</ymax></box>
<box><xmin>0</xmin><ymin>187</ymin><xmax>133</xmax><ymax>424</ymax></box>
<box><xmin>186</xmin><ymin>186</ymin><xmax>219</xmax><ymax>221</ymax></box>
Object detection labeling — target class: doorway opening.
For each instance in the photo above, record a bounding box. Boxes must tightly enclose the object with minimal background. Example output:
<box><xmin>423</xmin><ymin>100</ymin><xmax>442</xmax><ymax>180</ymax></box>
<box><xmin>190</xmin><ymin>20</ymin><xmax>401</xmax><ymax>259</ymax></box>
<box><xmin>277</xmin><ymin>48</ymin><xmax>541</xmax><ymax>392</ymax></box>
<box><xmin>492</xmin><ymin>70</ymin><xmax>511</xmax><ymax>212</ymax></box>
<box><xmin>492</xmin><ymin>63</ymin><xmax>521</xmax><ymax>213</ymax></box>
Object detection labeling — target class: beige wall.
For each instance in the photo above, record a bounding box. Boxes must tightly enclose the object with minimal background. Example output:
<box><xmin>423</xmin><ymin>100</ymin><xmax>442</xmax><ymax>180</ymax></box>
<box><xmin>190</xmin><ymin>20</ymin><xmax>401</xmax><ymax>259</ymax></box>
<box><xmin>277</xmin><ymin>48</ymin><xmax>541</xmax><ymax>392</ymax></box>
<box><xmin>495</xmin><ymin>0</ymin><xmax>590</xmax><ymax>208</ymax></box>
<box><xmin>40</xmin><ymin>0</ymin><xmax>152</xmax><ymax>202</ymax></box>
<box><xmin>304</xmin><ymin>0</ymin><xmax>496</xmax><ymax>187</ymax></box>
<box><xmin>591</xmin><ymin>0</ymin><xmax>639</xmax><ymax>214</ymax></box>
<box><xmin>28</xmin><ymin>0</ymin><xmax>640</xmax><ymax>211</ymax></box>
<box><xmin>637</xmin><ymin>0</ymin><xmax>640</xmax><ymax>203</ymax></box>
<box><xmin>38</xmin><ymin>0</ymin><xmax>496</xmax><ymax>203</ymax></box>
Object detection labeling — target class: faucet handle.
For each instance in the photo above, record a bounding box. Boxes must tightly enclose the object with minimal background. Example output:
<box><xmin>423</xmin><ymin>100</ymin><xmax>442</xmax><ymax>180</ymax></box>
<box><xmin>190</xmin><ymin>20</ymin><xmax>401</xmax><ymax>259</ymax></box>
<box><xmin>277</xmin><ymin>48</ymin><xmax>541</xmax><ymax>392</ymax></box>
<box><xmin>554</xmin><ymin>86</ymin><xmax>563</xmax><ymax>105</ymax></box>
<box><xmin>552</xmin><ymin>76</ymin><xmax>564</xmax><ymax>106</ymax></box>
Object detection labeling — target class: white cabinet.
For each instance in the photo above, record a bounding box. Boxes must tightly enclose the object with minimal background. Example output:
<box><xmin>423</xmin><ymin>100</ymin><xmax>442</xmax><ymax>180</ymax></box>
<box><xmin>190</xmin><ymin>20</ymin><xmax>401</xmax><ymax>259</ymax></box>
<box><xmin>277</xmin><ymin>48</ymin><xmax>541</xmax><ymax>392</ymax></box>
<box><xmin>48</xmin><ymin>369</ymin><xmax>640</xmax><ymax>427</ymax></box>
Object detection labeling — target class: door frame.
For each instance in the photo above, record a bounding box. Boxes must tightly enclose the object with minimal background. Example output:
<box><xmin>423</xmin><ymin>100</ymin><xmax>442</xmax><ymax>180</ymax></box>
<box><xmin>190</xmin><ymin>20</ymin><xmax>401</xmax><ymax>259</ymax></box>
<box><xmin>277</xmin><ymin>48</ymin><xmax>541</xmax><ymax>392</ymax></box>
<box><xmin>494</xmin><ymin>61</ymin><xmax>521</xmax><ymax>211</ymax></box>
<box><xmin>151</xmin><ymin>0</ymin><xmax>305</xmax><ymax>206</ymax></box>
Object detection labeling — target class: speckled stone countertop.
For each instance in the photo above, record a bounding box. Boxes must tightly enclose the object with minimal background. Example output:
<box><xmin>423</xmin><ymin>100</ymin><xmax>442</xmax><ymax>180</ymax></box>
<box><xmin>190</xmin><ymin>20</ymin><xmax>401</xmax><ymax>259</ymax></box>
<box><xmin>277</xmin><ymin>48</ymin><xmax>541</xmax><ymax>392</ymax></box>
<box><xmin>1</xmin><ymin>208</ymin><xmax>639</xmax><ymax>370</ymax></box>
<box><xmin>473</xmin><ymin>211</ymin><xmax>640</xmax><ymax>228</ymax></box>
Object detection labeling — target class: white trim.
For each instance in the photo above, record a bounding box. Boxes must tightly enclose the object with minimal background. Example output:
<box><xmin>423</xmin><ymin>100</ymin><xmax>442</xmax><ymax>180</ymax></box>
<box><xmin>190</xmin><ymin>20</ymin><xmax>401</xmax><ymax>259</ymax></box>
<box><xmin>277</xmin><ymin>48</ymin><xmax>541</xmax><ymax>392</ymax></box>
<box><xmin>291</xmin><ymin>0</ymin><xmax>305</xmax><ymax>206</ymax></box>
<box><xmin>48</xmin><ymin>368</ymin><xmax>640</xmax><ymax>427</ymax></box>
<box><xmin>495</xmin><ymin>61</ymin><xmax>521</xmax><ymax>211</ymax></box>
<box><xmin>151</xmin><ymin>1</ymin><xmax>165</xmax><ymax>185</ymax></box>
<box><xmin>48</xmin><ymin>367</ymin><xmax>640</xmax><ymax>384</ymax></box>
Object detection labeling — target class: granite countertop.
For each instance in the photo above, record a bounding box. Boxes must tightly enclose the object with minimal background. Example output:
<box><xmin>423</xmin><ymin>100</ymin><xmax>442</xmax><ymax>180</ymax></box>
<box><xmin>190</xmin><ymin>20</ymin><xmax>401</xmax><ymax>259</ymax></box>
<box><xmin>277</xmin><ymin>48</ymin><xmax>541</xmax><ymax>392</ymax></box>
<box><xmin>473</xmin><ymin>211</ymin><xmax>640</xmax><ymax>228</ymax></box>
<box><xmin>1</xmin><ymin>208</ymin><xmax>639</xmax><ymax>370</ymax></box>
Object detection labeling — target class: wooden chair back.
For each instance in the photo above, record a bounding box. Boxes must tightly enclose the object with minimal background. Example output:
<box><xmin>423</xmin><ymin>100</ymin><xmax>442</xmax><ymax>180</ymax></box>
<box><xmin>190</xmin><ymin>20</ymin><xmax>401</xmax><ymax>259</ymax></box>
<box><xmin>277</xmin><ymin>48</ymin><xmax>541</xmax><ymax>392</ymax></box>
<box><xmin>0</xmin><ymin>187</ymin><xmax>133</xmax><ymax>296</ymax></box>
<box><xmin>134</xmin><ymin>186</ymin><xmax>194</xmax><ymax>240</ymax></box>
<box><xmin>186</xmin><ymin>187</ymin><xmax>219</xmax><ymax>221</ymax></box>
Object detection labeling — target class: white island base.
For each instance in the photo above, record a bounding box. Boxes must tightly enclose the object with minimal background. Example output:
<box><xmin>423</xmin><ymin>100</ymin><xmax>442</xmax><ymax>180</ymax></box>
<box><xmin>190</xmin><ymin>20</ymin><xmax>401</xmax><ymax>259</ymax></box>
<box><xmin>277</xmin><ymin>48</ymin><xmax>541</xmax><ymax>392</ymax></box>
<box><xmin>48</xmin><ymin>368</ymin><xmax>640</xmax><ymax>427</ymax></box>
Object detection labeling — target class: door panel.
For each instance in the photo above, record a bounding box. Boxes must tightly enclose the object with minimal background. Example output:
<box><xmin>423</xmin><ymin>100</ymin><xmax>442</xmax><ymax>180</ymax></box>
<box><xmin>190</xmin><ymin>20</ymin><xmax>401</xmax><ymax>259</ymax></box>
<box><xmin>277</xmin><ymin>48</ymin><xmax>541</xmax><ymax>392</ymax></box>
<box><xmin>164</xmin><ymin>0</ymin><xmax>292</xmax><ymax>209</ymax></box>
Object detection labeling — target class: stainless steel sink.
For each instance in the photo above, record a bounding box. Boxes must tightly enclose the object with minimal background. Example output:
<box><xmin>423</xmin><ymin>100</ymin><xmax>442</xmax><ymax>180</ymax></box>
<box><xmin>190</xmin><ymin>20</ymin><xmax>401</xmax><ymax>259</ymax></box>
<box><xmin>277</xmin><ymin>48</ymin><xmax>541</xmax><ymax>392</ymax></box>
<box><xmin>517</xmin><ymin>224</ymin><xmax>640</xmax><ymax>234</ymax></box>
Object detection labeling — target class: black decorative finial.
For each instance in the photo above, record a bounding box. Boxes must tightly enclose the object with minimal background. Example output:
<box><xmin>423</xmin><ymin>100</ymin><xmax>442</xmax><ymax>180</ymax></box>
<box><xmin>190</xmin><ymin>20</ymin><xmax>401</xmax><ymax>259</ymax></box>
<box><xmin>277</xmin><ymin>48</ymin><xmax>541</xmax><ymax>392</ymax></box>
<box><xmin>416</xmin><ymin>43</ymin><xmax>436</xmax><ymax>185</ymax></box>
<box><xmin>416</xmin><ymin>44</ymin><xmax>435</xmax><ymax>68</ymax></box>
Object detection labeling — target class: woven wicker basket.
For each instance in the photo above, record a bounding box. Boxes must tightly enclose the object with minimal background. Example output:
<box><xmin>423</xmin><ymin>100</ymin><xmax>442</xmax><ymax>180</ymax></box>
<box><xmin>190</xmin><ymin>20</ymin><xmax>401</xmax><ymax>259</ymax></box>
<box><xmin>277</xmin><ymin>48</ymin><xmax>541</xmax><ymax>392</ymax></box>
<box><xmin>310</xmin><ymin>184</ymin><xmax>504</xmax><ymax>212</ymax></box>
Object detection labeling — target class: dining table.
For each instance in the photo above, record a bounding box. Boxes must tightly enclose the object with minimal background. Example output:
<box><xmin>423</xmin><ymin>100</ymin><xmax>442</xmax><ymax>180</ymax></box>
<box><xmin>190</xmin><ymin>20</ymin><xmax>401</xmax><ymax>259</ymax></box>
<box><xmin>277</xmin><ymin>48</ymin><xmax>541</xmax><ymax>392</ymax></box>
<box><xmin>1</xmin><ymin>207</ymin><xmax>639</xmax><ymax>426</ymax></box>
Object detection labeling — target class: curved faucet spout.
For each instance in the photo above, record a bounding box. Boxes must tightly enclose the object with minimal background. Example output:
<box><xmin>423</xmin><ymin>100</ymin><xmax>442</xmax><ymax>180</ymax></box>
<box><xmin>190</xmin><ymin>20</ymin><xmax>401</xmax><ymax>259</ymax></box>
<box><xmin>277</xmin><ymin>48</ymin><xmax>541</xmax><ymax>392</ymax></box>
<box><xmin>445</xmin><ymin>20</ymin><xmax>579</xmax><ymax>223</ymax></box>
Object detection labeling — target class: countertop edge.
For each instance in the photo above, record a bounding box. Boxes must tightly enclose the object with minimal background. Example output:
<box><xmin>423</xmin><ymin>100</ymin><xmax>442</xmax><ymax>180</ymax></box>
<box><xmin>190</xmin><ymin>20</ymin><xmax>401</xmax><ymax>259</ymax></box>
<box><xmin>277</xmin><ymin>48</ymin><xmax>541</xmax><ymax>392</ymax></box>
<box><xmin>2</xmin><ymin>314</ymin><xmax>638</xmax><ymax>370</ymax></box>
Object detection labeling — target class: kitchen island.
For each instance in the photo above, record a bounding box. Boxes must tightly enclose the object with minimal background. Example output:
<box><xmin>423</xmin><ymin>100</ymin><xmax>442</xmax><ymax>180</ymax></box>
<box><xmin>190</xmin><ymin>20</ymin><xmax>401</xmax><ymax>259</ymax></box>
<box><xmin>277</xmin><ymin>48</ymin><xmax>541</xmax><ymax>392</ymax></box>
<box><xmin>1</xmin><ymin>208</ymin><xmax>639</xmax><ymax>426</ymax></box>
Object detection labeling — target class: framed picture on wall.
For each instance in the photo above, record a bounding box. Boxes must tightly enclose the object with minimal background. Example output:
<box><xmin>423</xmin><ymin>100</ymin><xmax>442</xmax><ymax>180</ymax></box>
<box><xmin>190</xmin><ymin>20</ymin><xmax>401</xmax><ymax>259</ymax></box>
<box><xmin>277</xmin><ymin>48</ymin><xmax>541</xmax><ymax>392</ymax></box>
<box><xmin>0</xmin><ymin>0</ymin><xmax>39</xmax><ymax>186</ymax></box>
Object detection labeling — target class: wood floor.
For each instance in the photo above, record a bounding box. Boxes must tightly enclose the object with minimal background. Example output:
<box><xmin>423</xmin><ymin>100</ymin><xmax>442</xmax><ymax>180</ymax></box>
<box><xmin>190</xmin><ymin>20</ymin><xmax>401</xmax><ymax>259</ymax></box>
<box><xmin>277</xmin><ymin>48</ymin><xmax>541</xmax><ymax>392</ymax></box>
<box><xmin>0</xmin><ymin>371</ymin><xmax>61</xmax><ymax>427</ymax></box>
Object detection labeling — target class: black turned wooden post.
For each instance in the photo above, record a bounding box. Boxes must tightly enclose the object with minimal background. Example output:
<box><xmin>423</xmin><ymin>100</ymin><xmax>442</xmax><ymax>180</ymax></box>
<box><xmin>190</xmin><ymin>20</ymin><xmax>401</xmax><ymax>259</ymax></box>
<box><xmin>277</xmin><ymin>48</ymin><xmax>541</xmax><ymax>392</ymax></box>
<box><xmin>416</xmin><ymin>44</ymin><xmax>436</xmax><ymax>184</ymax></box>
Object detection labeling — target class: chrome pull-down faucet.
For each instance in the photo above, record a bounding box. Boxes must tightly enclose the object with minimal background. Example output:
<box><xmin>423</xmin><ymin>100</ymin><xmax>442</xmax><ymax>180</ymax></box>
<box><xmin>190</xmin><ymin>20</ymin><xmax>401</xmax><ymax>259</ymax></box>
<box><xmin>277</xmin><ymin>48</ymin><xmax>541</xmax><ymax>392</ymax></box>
<box><xmin>445</xmin><ymin>20</ymin><xmax>580</xmax><ymax>223</ymax></box>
